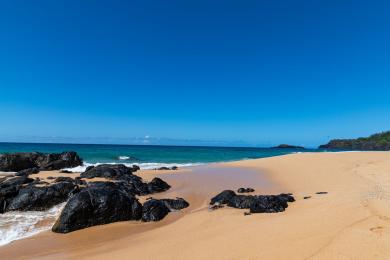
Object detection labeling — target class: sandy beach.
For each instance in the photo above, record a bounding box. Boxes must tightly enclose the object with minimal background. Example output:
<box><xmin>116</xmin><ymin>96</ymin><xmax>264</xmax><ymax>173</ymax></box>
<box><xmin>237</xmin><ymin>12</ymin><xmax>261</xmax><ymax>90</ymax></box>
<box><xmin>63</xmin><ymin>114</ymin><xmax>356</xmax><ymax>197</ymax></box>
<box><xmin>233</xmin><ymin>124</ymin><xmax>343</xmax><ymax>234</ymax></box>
<box><xmin>1</xmin><ymin>152</ymin><xmax>390</xmax><ymax>259</ymax></box>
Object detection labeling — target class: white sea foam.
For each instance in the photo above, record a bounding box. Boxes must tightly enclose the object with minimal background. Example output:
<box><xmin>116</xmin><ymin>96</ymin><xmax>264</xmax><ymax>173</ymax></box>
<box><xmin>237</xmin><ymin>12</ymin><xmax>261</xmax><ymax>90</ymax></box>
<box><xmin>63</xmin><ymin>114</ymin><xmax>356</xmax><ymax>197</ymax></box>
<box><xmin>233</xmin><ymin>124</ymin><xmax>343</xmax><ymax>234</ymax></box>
<box><xmin>63</xmin><ymin>162</ymin><xmax>203</xmax><ymax>172</ymax></box>
<box><xmin>118</xmin><ymin>156</ymin><xmax>131</xmax><ymax>160</ymax></box>
<box><xmin>0</xmin><ymin>203</ymin><xmax>65</xmax><ymax>246</ymax></box>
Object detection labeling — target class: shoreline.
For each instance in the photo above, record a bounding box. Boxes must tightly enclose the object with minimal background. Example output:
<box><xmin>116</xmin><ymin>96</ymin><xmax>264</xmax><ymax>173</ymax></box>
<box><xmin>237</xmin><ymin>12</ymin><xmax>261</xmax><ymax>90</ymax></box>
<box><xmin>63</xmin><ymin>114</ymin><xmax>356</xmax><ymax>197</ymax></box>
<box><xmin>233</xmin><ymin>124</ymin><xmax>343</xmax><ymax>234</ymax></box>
<box><xmin>1</xmin><ymin>152</ymin><xmax>390</xmax><ymax>259</ymax></box>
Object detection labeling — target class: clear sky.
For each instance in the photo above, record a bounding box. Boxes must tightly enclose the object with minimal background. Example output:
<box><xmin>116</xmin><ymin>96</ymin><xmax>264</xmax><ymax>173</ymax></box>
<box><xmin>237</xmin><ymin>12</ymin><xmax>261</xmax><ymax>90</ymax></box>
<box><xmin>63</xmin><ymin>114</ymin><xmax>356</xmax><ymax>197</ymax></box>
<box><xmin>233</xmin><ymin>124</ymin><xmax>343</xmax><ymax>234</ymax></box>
<box><xmin>0</xmin><ymin>0</ymin><xmax>389</xmax><ymax>147</ymax></box>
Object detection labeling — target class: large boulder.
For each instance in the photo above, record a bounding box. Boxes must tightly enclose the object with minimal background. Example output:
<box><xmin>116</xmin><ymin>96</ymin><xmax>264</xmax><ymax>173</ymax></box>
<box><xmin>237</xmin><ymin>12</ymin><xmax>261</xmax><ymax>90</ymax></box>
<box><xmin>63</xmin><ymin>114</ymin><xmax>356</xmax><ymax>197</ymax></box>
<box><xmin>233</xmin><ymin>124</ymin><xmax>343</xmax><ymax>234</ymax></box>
<box><xmin>142</xmin><ymin>198</ymin><xmax>189</xmax><ymax>222</ymax></box>
<box><xmin>80</xmin><ymin>164</ymin><xmax>136</xmax><ymax>179</ymax></box>
<box><xmin>147</xmin><ymin>178</ymin><xmax>171</xmax><ymax>193</ymax></box>
<box><xmin>142</xmin><ymin>199</ymin><xmax>170</xmax><ymax>222</ymax></box>
<box><xmin>0</xmin><ymin>152</ymin><xmax>82</xmax><ymax>171</ymax></box>
<box><xmin>52</xmin><ymin>182</ymin><xmax>142</xmax><ymax>233</ymax></box>
<box><xmin>210</xmin><ymin>190</ymin><xmax>236</xmax><ymax>205</ymax></box>
<box><xmin>15</xmin><ymin>167</ymin><xmax>40</xmax><ymax>177</ymax></box>
<box><xmin>6</xmin><ymin>181</ymin><xmax>78</xmax><ymax>212</ymax></box>
<box><xmin>80</xmin><ymin>165</ymin><xmax>171</xmax><ymax>196</ymax></box>
<box><xmin>160</xmin><ymin>198</ymin><xmax>189</xmax><ymax>211</ymax></box>
<box><xmin>0</xmin><ymin>176</ymin><xmax>34</xmax><ymax>213</ymax></box>
<box><xmin>210</xmin><ymin>190</ymin><xmax>295</xmax><ymax>214</ymax></box>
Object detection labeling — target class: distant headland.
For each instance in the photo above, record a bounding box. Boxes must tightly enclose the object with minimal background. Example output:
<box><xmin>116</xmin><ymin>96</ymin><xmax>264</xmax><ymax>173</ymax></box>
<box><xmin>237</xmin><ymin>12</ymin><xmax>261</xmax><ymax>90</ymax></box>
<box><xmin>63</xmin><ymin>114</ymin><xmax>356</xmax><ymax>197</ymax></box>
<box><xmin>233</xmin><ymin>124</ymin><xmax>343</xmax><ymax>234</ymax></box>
<box><xmin>319</xmin><ymin>131</ymin><xmax>390</xmax><ymax>150</ymax></box>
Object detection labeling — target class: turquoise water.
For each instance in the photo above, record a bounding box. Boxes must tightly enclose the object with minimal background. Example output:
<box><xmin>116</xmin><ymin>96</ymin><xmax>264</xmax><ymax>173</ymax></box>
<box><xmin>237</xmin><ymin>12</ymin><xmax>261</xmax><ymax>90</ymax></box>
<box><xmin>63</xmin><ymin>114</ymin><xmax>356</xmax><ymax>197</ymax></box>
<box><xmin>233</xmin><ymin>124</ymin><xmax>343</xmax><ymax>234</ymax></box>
<box><xmin>0</xmin><ymin>142</ymin><xmax>320</xmax><ymax>170</ymax></box>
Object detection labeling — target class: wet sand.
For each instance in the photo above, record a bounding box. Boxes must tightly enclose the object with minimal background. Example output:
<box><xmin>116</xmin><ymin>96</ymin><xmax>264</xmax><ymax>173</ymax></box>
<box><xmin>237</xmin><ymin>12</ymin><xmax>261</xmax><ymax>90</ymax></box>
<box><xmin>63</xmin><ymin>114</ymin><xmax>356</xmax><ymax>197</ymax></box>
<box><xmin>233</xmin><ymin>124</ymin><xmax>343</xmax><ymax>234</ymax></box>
<box><xmin>2</xmin><ymin>152</ymin><xmax>390</xmax><ymax>259</ymax></box>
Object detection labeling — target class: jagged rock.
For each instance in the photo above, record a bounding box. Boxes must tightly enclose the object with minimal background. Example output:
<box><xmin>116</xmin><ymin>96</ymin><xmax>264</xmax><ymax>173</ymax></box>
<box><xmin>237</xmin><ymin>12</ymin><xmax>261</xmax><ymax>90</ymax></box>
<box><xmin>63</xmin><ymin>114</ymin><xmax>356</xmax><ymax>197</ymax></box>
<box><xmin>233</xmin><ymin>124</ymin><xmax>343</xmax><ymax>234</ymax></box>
<box><xmin>6</xmin><ymin>181</ymin><xmax>78</xmax><ymax>212</ymax></box>
<box><xmin>52</xmin><ymin>182</ymin><xmax>142</xmax><ymax>233</ymax></box>
<box><xmin>15</xmin><ymin>167</ymin><xmax>40</xmax><ymax>177</ymax></box>
<box><xmin>237</xmin><ymin>188</ymin><xmax>255</xmax><ymax>193</ymax></box>
<box><xmin>54</xmin><ymin>177</ymin><xmax>75</xmax><ymax>183</ymax></box>
<box><xmin>59</xmin><ymin>170</ymin><xmax>73</xmax><ymax>174</ymax></box>
<box><xmin>142</xmin><ymin>199</ymin><xmax>170</xmax><ymax>222</ymax></box>
<box><xmin>85</xmin><ymin>165</ymin><xmax>95</xmax><ymax>172</ymax></box>
<box><xmin>160</xmin><ymin>198</ymin><xmax>189</xmax><ymax>211</ymax></box>
<box><xmin>147</xmin><ymin>178</ymin><xmax>171</xmax><ymax>193</ymax></box>
<box><xmin>210</xmin><ymin>190</ymin><xmax>295</xmax><ymax>214</ymax></box>
<box><xmin>80</xmin><ymin>164</ymin><xmax>135</xmax><ymax>179</ymax></box>
<box><xmin>210</xmin><ymin>190</ymin><xmax>236</xmax><ymax>205</ymax></box>
<box><xmin>0</xmin><ymin>176</ymin><xmax>34</xmax><ymax>213</ymax></box>
<box><xmin>0</xmin><ymin>152</ymin><xmax>82</xmax><ymax>172</ymax></box>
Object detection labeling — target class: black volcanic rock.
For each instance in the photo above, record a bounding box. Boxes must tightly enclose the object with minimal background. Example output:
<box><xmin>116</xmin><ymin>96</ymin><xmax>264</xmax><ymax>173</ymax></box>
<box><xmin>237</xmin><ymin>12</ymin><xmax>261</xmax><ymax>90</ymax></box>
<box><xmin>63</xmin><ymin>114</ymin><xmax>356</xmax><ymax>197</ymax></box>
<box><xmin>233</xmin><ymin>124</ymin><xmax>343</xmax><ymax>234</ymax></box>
<box><xmin>142</xmin><ymin>199</ymin><xmax>170</xmax><ymax>222</ymax></box>
<box><xmin>0</xmin><ymin>176</ymin><xmax>34</xmax><ymax>213</ymax></box>
<box><xmin>15</xmin><ymin>167</ymin><xmax>40</xmax><ymax>177</ymax></box>
<box><xmin>237</xmin><ymin>188</ymin><xmax>255</xmax><ymax>193</ymax></box>
<box><xmin>80</xmin><ymin>164</ymin><xmax>135</xmax><ymax>179</ymax></box>
<box><xmin>160</xmin><ymin>198</ymin><xmax>189</xmax><ymax>211</ymax></box>
<box><xmin>272</xmin><ymin>144</ymin><xmax>305</xmax><ymax>149</ymax></box>
<box><xmin>52</xmin><ymin>182</ymin><xmax>142</xmax><ymax>233</ymax></box>
<box><xmin>0</xmin><ymin>152</ymin><xmax>82</xmax><ymax>172</ymax></box>
<box><xmin>210</xmin><ymin>190</ymin><xmax>237</xmax><ymax>205</ymax></box>
<box><xmin>147</xmin><ymin>177</ymin><xmax>171</xmax><ymax>193</ymax></box>
<box><xmin>319</xmin><ymin>131</ymin><xmax>390</xmax><ymax>150</ymax></box>
<box><xmin>6</xmin><ymin>182</ymin><xmax>78</xmax><ymax>212</ymax></box>
<box><xmin>210</xmin><ymin>190</ymin><xmax>295</xmax><ymax>214</ymax></box>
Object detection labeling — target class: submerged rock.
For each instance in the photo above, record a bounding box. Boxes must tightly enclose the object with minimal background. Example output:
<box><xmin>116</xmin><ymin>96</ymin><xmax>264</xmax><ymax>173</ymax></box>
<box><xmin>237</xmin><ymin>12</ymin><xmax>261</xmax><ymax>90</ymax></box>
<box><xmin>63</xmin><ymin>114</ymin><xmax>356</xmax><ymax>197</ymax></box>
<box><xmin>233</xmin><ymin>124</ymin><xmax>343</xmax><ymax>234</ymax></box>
<box><xmin>210</xmin><ymin>190</ymin><xmax>295</xmax><ymax>214</ymax></box>
<box><xmin>52</xmin><ymin>182</ymin><xmax>142</xmax><ymax>233</ymax></box>
<box><xmin>0</xmin><ymin>151</ymin><xmax>82</xmax><ymax>172</ymax></box>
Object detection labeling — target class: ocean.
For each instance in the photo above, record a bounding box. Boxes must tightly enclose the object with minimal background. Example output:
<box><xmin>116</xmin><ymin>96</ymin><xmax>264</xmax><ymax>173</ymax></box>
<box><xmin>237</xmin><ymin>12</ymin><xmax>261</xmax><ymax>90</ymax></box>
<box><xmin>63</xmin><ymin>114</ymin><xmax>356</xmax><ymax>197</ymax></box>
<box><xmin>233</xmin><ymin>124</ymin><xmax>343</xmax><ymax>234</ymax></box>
<box><xmin>0</xmin><ymin>142</ymin><xmax>318</xmax><ymax>171</ymax></box>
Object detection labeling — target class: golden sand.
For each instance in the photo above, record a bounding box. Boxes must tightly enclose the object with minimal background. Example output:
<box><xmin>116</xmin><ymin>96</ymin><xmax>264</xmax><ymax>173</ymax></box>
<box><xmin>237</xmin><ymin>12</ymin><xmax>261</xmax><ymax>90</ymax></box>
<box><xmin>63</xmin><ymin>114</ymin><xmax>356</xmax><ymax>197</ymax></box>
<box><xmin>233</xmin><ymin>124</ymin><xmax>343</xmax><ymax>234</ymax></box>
<box><xmin>1</xmin><ymin>152</ymin><xmax>390</xmax><ymax>259</ymax></box>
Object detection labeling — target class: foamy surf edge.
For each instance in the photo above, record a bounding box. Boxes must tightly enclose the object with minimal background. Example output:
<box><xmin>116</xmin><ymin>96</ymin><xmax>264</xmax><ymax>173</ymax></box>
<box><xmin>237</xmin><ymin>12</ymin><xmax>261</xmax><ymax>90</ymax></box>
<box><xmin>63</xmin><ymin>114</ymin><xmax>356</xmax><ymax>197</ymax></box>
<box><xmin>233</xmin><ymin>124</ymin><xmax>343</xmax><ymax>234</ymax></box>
<box><xmin>63</xmin><ymin>162</ymin><xmax>204</xmax><ymax>172</ymax></box>
<box><xmin>0</xmin><ymin>202</ymin><xmax>65</xmax><ymax>246</ymax></box>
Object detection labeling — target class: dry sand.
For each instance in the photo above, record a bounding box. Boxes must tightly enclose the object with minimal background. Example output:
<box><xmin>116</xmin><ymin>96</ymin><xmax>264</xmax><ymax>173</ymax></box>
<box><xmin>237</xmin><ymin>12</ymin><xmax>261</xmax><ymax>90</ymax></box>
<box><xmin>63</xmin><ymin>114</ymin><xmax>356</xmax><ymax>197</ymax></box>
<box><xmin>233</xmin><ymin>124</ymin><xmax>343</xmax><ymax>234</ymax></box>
<box><xmin>1</xmin><ymin>152</ymin><xmax>390</xmax><ymax>259</ymax></box>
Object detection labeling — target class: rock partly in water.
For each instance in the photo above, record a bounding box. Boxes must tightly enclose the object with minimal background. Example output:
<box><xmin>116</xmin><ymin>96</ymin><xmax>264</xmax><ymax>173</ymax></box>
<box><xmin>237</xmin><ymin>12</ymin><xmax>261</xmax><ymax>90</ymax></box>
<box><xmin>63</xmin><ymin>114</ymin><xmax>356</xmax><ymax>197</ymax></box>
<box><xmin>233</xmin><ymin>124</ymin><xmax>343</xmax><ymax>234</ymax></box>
<box><xmin>6</xmin><ymin>181</ymin><xmax>78</xmax><ymax>212</ymax></box>
<box><xmin>210</xmin><ymin>190</ymin><xmax>295</xmax><ymax>214</ymax></box>
<box><xmin>0</xmin><ymin>152</ymin><xmax>82</xmax><ymax>172</ymax></box>
<box><xmin>52</xmin><ymin>182</ymin><xmax>142</xmax><ymax>233</ymax></box>
<box><xmin>0</xmin><ymin>176</ymin><xmax>34</xmax><ymax>213</ymax></box>
<box><xmin>272</xmin><ymin>144</ymin><xmax>305</xmax><ymax>149</ymax></box>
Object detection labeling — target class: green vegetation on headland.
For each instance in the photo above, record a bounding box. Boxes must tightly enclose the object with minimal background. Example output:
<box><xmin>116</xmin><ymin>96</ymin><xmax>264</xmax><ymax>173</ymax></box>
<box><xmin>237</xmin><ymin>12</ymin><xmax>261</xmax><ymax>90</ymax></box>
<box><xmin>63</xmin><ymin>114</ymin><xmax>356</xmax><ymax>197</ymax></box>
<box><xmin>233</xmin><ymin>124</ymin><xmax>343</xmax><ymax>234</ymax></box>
<box><xmin>319</xmin><ymin>131</ymin><xmax>390</xmax><ymax>150</ymax></box>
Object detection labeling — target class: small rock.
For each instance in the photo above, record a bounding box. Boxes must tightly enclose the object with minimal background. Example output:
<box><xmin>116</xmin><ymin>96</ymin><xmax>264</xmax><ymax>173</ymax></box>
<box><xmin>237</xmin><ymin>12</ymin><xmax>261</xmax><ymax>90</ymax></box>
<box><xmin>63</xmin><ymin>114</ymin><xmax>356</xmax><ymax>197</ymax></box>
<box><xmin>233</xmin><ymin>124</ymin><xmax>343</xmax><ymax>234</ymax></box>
<box><xmin>316</xmin><ymin>192</ymin><xmax>328</xmax><ymax>195</ymax></box>
<box><xmin>303</xmin><ymin>196</ymin><xmax>311</xmax><ymax>199</ymax></box>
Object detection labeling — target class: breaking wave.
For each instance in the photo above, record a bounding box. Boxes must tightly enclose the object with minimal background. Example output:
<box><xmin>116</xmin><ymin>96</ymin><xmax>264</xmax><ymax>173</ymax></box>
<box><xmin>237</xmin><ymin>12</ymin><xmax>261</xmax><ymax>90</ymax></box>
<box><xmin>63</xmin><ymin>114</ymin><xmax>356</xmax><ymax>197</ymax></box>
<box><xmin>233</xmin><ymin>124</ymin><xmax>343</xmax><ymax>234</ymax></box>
<box><xmin>0</xmin><ymin>203</ymin><xmax>65</xmax><ymax>246</ymax></box>
<box><xmin>63</xmin><ymin>162</ymin><xmax>203</xmax><ymax>172</ymax></box>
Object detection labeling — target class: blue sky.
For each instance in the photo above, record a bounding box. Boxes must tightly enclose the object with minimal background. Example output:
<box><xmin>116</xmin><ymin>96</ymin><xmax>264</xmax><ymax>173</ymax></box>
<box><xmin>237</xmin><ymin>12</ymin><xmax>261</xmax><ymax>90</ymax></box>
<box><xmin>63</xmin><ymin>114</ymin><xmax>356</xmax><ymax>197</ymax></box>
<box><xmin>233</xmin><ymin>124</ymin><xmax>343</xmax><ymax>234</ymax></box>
<box><xmin>0</xmin><ymin>0</ymin><xmax>389</xmax><ymax>147</ymax></box>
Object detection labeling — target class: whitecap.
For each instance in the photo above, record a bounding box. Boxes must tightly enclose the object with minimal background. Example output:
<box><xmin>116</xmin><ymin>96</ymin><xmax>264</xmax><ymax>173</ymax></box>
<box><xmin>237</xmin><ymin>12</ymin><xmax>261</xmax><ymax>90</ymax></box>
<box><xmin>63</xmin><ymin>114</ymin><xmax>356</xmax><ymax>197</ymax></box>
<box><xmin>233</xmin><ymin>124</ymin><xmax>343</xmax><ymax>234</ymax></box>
<box><xmin>63</xmin><ymin>162</ymin><xmax>203</xmax><ymax>172</ymax></box>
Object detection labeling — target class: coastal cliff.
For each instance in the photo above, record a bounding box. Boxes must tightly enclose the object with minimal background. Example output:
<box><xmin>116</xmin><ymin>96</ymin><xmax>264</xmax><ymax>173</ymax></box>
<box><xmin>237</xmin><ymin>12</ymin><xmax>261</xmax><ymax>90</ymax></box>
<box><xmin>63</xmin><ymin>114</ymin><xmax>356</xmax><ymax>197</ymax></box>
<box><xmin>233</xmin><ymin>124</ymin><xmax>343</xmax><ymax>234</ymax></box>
<box><xmin>319</xmin><ymin>131</ymin><xmax>390</xmax><ymax>150</ymax></box>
